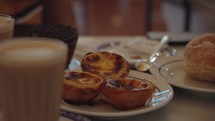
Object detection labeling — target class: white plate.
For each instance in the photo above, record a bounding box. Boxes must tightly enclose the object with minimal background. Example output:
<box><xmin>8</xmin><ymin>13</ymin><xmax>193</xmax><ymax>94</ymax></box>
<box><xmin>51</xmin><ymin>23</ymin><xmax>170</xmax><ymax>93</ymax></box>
<box><xmin>96</xmin><ymin>40</ymin><xmax>158</xmax><ymax>64</ymax></box>
<box><xmin>149</xmin><ymin>56</ymin><xmax>215</xmax><ymax>97</ymax></box>
<box><xmin>147</xmin><ymin>32</ymin><xmax>203</xmax><ymax>43</ymax></box>
<box><xmin>96</xmin><ymin>40</ymin><xmax>175</xmax><ymax>65</ymax></box>
<box><xmin>61</xmin><ymin>70</ymin><xmax>174</xmax><ymax>120</ymax></box>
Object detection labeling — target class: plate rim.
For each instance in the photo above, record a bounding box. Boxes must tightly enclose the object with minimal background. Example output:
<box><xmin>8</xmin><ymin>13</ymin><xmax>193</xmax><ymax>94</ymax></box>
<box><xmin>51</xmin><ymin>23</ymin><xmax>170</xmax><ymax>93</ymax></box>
<box><xmin>61</xmin><ymin>70</ymin><xmax>174</xmax><ymax>119</ymax></box>
<box><xmin>150</xmin><ymin>58</ymin><xmax>215</xmax><ymax>94</ymax></box>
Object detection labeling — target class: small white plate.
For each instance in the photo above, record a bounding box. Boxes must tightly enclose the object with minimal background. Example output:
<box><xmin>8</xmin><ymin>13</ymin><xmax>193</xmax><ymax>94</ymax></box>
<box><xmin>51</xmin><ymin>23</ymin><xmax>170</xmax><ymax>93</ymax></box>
<box><xmin>150</xmin><ymin>56</ymin><xmax>215</xmax><ymax>97</ymax></box>
<box><xmin>96</xmin><ymin>40</ymin><xmax>158</xmax><ymax>64</ymax></box>
<box><xmin>61</xmin><ymin>70</ymin><xmax>174</xmax><ymax>120</ymax></box>
<box><xmin>96</xmin><ymin>40</ymin><xmax>175</xmax><ymax>65</ymax></box>
<box><xmin>147</xmin><ymin>32</ymin><xmax>203</xmax><ymax>43</ymax></box>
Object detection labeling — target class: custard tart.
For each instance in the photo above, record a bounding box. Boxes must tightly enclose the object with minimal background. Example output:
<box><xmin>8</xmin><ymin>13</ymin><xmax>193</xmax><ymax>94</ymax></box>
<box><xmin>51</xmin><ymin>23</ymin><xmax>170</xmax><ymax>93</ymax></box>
<box><xmin>81</xmin><ymin>51</ymin><xmax>130</xmax><ymax>80</ymax></box>
<box><xmin>102</xmin><ymin>78</ymin><xmax>156</xmax><ymax>110</ymax></box>
<box><xmin>63</xmin><ymin>71</ymin><xmax>106</xmax><ymax>104</ymax></box>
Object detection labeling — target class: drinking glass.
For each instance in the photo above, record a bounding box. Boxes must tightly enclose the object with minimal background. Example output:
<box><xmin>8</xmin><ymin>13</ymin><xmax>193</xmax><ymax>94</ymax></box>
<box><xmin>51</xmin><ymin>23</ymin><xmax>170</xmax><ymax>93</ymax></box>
<box><xmin>0</xmin><ymin>37</ymin><xmax>68</xmax><ymax>121</ymax></box>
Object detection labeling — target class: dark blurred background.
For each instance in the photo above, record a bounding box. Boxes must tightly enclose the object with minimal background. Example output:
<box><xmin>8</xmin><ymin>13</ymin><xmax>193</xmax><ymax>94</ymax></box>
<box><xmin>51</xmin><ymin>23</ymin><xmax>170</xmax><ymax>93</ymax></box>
<box><xmin>1</xmin><ymin>0</ymin><xmax>215</xmax><ymax>36</ymax></box>
<box><xmin>0</xmin><ymin>0</ymin><xmax>166</xmax><ymax>35</ymax></box>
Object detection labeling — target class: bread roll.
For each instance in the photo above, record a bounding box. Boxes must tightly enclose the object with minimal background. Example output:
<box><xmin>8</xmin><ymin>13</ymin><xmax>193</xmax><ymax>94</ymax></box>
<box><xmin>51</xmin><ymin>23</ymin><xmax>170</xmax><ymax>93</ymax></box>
<box><xmin>184</xmin><ymin>33</ymin><xmax>215</xmax><ymax>82</ymax></box>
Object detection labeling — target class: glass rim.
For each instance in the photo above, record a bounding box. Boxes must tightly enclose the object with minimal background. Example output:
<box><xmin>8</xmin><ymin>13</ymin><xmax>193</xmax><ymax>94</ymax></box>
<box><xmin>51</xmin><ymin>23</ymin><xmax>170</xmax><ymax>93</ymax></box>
<box><xmin>0</xmin><ymin>37</ymin><xmax>68</xmax><ymax>50</ymax></box>
<box><xmin>0</xmin><ymin>13</ymin><xmax>14</xmax><ymax>23</ymax></box>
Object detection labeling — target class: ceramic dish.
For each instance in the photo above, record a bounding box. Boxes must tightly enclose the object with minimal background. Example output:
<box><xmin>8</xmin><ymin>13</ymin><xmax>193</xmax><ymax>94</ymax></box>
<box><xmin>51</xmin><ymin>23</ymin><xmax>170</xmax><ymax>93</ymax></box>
<box><xmin>149</xmin><ymin>56</ymin><xmax>215</xmax><ymax>97</ymax></box>
<box><xmin>96</xmin><ymin>40</ymin><xmax>175</xmax><ymax>65</ymax></box>
<box><xmin>96</xmin><ymin>40</ymin><xmax>158</xmax><ymax>64</ymax></box>
<box><xmin>61</xmin><ymin>70</ymin><xmax>174</xmax><ymax>120</ymax></box>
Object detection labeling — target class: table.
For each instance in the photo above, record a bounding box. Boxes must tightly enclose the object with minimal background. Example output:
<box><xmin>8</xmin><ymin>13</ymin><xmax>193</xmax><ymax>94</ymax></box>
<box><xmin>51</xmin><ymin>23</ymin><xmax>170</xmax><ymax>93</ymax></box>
<box><xmin>3</xmin><ymin>30</ymin><xmax>215</xmax><ymax>121</ymax></box>
<box><xmin>74</xmin><ymin>36</ymin><xmax>215</xmax><ymax>121</ymax></box>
